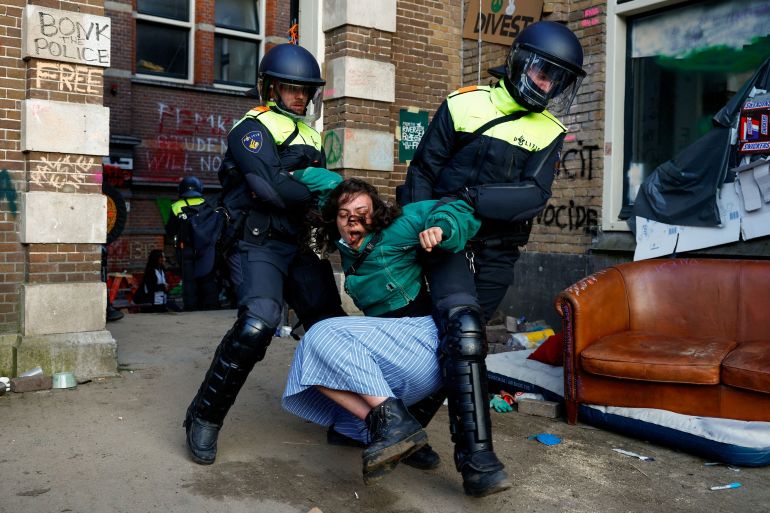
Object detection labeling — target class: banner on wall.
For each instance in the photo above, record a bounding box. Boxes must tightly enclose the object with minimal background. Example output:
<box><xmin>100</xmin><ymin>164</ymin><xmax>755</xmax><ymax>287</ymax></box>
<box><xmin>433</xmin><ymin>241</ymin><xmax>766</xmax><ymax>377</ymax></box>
<box><xmin>398</xmin><ymin>109</ymin><xmax>429</xmax><ymax>163</ymax></box>
<box><xmin>462</xmin><ymin>0</ymin><xmax>543</xmax><ymax>46</ymax></box>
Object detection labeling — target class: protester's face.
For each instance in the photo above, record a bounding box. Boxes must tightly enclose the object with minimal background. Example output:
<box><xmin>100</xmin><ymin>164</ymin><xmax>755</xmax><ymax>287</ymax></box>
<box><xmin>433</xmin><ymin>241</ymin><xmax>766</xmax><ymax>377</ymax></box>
<box><xmin>336</xmin><ymin>192</ymin><xmax>373</xmax><ymax>250</ymax></box>
<box><xmin>274</xmin><ymin>82</ymin><xmax>310</xmax><ymax>115</ymax></box>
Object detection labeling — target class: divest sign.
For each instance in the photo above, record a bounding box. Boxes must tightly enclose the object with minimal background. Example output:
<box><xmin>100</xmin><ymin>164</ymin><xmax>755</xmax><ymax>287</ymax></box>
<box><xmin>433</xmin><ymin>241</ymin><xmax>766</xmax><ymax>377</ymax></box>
<box><xmin>463</xmin><ymin>0</ymin><xmax>543</xmax><ymax>46</ymax></box>
<box><xmin>22</xmin><ymin>5</ymin><xmax>111</xmax><ymax>67</ymax></box>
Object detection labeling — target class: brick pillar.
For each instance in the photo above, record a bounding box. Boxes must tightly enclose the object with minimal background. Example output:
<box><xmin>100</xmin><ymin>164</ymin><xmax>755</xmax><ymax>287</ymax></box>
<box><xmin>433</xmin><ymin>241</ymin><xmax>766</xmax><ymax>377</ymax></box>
<box><xmin>0</xmin><ymin>3</ymin><xmax>117</xmax><ymax>380</ymax></box>
<box><xmin>321</xmin><ymin>0</ymin><xmax>397</xmax><ymax>192</ymax></box>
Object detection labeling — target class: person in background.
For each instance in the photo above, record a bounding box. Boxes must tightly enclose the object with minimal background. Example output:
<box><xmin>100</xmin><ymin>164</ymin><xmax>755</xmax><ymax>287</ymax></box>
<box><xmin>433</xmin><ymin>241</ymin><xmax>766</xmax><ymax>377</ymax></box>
<box><xmin>282</xmin><ymin>178</ymin><xmax>481</xmax><ymax>488</ymax></box>
<box><xmin>397</xmin><ymin>21</ymin><xmax>586</xmax><ymax>497</ymax></box>
<box><xmin>133</xmin><ymin>250</ymin><xmax>179</xmax><ymax>313</ymax></box>
<box><xmin>165</xmin><ymin>176</ymin><xmax>220</xmax><ymax>311</ymax></box>
<box><xmin>183</xmin><ymin>43</ymin><xmax>346</xmax><ymax>466</ymax></box>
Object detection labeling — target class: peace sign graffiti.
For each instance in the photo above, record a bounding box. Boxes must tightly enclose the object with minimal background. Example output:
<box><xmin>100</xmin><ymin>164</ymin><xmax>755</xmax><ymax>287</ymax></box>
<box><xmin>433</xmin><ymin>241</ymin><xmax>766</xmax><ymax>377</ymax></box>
<box><xmin>323</xmin><ymin>131</ymin><xmax>343</xmax><ymax>166</ymax></box>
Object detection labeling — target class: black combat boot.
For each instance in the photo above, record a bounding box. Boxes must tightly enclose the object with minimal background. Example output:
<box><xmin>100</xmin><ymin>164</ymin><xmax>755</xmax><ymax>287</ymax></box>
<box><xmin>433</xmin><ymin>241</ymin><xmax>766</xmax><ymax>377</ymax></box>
<box><xmin>361</xmin><ymin>397</ymin><xmax>428</xmax><ymax>484</ymax></box>
<box><xmin>441</xmin><ymin>306</ymin><xmax>512</xmax><ymax>497</ymax></box>
<box><xmin>184</xmin><ymin>402</ymin><xmax>221</xmax><ymax>465</ymax></box>
<box><xmin>455</xmin><ymin>445</ymin><xmax>512</xmax><ymax>498</ymax></box>
<box><xmin>183</xmin><ymin>315</ymin><xmax>273</xmax><ymax>465</ymax></box>
<box><xmin>400</xmin><ymin>391</ymin><xmax>446</xmax><ymax>470</ymax></box>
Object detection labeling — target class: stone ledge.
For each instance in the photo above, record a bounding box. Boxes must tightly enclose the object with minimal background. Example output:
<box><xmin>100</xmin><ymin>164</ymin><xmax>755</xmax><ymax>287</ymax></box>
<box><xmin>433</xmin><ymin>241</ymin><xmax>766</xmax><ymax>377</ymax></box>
<box><xmin>16</xmin><ymin>330</ymin><xmax>117</xmax><ymax>381</ymax></box>
<box><xmin>323</xmin><ymin>0</ymin><xmax>397</xmax><ymax>33</ymax></box>
<box><xmin>0</xmin><ymin>334</ymin><xmax>20</xmax><ymax>378</ymax></box>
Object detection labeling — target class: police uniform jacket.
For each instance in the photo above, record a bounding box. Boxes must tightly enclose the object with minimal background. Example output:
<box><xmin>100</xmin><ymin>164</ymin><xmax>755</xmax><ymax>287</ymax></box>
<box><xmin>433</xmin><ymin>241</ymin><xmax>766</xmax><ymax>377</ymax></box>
<box><xmin>165</xmin><ymin>196</ymin><xmax>206</xmax><ymax>247</ymax></box>
<box><xmin>401</xmin><ymin>82</ymin><xmax>566</xmax><ymax>240</ymax></box>
<box><xmin>219</xmin><ymin>103</ymin><xmax>325</xmax><ymax>243</ymax></box>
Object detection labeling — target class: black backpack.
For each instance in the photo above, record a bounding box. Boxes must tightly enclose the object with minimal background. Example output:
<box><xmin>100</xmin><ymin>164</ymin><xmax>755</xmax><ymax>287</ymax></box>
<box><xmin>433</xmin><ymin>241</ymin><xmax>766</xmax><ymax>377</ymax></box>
<box><xmin>178</xmin><ymin>200</ymin><xmax>228</xmax><ymax>277</ymax></box>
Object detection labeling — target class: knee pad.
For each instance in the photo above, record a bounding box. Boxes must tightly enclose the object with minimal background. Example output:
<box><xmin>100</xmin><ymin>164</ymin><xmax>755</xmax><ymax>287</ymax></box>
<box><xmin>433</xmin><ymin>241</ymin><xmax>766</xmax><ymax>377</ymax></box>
<box><xmin>441</xmin><ymin>306</ymin><xmax>486</xmax><ymax>360</ymax></box>
<box><xmin>226</xmin><ymin>314</ymin><xmax>274</xmax><ymax>364</ymax></box>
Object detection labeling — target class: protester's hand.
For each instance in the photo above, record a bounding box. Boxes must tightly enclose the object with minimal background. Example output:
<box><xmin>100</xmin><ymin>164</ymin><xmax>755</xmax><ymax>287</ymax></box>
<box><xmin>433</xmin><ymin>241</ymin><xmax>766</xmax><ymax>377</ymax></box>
<box><xmin>490</xmin><ymin>395</ymin><xmax>513</xmax><ymax>413</ymax></box>
<box><xmin>419</xmin><ymin>227</ymin><xmax>444</xmax><ymax>252</ymax></box>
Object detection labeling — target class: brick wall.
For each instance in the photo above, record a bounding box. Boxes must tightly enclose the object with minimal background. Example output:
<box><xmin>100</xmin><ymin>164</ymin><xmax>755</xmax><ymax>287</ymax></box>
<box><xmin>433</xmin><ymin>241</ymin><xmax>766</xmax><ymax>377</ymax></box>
<box><xmin>0</xmin><ymin>0</ymin><xmax>107</xmax><ymax>332</ymax></box>
<box><xmin>103</xmin><ymin>1</ymin><xmax>133</xmax><ymax>135</ymax></box>
<box><xmin>388</xmin><ymin>0</ymin><xmax>464</xmax><ymax>198</ymax></box>
<box><xmin>0</xmin><ymin>2</ymin><xmax>25</xmax><ymax>330</ymax></box>
<box><xmin>104</xmin><ymin>0</ymin><xmax>289</xmax><ymax>273</ymax></box>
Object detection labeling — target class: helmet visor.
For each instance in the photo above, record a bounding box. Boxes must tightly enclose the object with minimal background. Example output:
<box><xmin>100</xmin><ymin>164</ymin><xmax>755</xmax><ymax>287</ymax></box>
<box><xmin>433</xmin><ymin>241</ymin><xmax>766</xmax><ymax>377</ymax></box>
<box><xmin>507</xmin><ymin>48</ymin><xmax>583</xmax><ymax>115</ymax></box>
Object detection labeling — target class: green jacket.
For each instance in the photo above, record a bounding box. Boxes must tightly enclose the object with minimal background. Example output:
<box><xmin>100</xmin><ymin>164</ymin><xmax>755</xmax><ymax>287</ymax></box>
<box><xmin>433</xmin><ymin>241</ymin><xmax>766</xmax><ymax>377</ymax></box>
<box><xmin>338</xmin><ymin>200</ymin><xmax>480</xmax><ymax>316</ymax></box>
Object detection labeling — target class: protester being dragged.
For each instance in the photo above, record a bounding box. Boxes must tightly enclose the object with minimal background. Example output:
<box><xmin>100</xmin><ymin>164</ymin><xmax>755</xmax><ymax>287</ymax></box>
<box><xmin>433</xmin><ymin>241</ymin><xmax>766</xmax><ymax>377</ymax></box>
<box><xmin>282</xmin><ymin>178</ymin><xmax>481</xmax><ymax>488</ymax></box>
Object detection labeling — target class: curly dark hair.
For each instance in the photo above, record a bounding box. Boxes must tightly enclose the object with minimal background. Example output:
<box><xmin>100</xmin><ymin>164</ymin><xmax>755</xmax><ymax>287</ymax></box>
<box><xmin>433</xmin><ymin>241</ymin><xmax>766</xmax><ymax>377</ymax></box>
<box><xmin>144</xmin><ymin>249</ymin><xmax>165</xmax><ymax>275</ymax></box>
<box><xmin>311</xmin><ymin>178</ymin><xmax>402</xmax><ymax>255</ymax></box>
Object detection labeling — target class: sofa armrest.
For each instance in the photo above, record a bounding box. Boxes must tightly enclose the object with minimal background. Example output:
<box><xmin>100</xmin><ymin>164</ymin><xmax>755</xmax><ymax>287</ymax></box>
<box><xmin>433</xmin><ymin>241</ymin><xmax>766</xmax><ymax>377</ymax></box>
<box><xmin>556</xmin><ymin>267</ymin><xmax>631</xmax><ymax>423</ymax></box>
<box><xmin>556</xmin><ymin>267</ymin><xmax>631</xmax><ymax>355</ymax></box>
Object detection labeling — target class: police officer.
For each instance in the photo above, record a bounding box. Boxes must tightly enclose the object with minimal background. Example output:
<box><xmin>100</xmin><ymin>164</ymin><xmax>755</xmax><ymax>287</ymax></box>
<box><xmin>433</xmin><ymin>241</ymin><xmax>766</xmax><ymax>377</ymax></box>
<box><xmin>165</xmin><ymin>176</ymin><xmax>220</xmax><ymax>311</ymax></box>
<box><xmin>398</xmin><ymin>22</ymin><xmax>586</xmax><ymax>497</ymax></box>
<box><xmin>184</xmin><ymin>44</ymin><xmax>345</xmax><ymax>465</ymax></box>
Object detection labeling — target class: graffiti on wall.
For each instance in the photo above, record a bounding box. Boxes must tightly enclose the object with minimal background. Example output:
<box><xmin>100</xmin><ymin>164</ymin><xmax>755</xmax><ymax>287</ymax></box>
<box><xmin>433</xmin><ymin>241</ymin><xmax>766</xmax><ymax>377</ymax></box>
<box><xmin>532</xmin><ymin>139</ymin><xmax>600</xmax><ymax>233</ymax></box>
<box><xmin>107</xmin><ymin>236</ymin><xmax>162</xmax><ymax>265</ymax></box>
<box><xmin>35</xmin><ymin>61</ymin><xmax>99</xmax><ymax>93</ymax></box>
<box><xmin>23</xmin><ymin>5</ymin><xmax>111</xmax><ymax>67</ymax></box>
<box><xmin>0</xmin><ymin>169</ymin><xmax>18</xmax><ymax>215</ymax></box>
<box><xmin>558</xmin><ymin>139</ymin><xmax>600</xmax><ymax>181</ymax></box>
<box><xmin>536</xmin><ymin>200</ymin><xmax>598</xmax><ymax>234</ymax></box>
<box><xmin>30</xmin><ymin>155</ymin><xmax>96</xmax><ymax>191</ymax></box>
<box><xmin>323</xmin><ymin>131</ymin><xmax>343</xmax><ymax>166</ymax></box>
<box><xmin>581</xmin><ymin>7</ymin><xmax>600</xmax><ymax>28</ymax></box>
<box><xmin>146</xmin><ymin>102</ymin><xmax>235</xmax><ymax>175</ymax></box>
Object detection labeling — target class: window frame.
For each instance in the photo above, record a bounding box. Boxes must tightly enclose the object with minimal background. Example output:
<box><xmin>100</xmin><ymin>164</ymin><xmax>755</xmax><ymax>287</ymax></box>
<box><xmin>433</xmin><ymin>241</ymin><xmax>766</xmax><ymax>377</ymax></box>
<box><xmin>212</xmin><ymin>1</ymin><xmax>266</xmax><ymax>92</ymax></box>
<box><xmin>134</xmin><ymin>0</ymin><xmax>196</xmax><ymax>84</ymax></box>
<box><xmin>602</xmin><ymin>0</ymin><xmax>692</xmax><ymax>231</ymax></box>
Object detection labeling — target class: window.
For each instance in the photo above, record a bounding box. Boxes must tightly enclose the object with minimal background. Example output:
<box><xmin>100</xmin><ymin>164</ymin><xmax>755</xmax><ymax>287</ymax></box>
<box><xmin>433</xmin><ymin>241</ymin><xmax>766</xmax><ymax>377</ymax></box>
<box><xmin>603</xmin><ymin>0</ymin><xmax>770</xmax><ymax>229</ymax></box>
<box><xmin>135</xmin><ymin>0</ymin><xmax>193</xmax><ymax>81</ymax></box>
<box><xmin>214</xmin><ymin>0</ymin><xmax>262</xmax><ymax>88</ymax></box>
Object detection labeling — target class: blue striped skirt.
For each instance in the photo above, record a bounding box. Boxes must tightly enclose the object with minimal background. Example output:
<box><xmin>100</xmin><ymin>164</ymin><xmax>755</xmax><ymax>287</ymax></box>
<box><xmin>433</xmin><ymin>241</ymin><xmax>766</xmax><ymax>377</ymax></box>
<box><xmin>282</xmin><ymin>315</ymin><xmax>443</xmax><ymax>444</ymax></box>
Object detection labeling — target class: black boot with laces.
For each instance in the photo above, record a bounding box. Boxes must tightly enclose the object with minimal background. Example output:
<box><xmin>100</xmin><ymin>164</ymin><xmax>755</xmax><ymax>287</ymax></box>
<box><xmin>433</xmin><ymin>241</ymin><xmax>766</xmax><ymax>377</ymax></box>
<box><xmin>361</xmin><ymin>397</ymin><xmax>428</xmax><ymax>484</ymax></box>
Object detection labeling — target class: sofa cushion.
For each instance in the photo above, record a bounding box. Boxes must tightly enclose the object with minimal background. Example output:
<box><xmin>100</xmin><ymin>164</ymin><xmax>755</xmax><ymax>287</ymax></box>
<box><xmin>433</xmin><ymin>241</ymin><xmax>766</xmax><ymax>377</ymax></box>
<box><xmin>722</xmin><ymin>340</ymin><xmax>770</xmax><ymax>393</ymax></box>
<box><xmin>581</xmin><ymin>331</ymin><xmax>738</xmax><ymax>384</ymax></box>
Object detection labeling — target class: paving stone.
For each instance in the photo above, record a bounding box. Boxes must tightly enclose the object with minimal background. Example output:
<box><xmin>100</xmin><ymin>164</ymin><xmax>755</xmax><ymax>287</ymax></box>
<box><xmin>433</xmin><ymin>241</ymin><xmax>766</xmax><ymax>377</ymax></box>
<box><xmin>10</xmin><ymin>375</ymin><xmax>52</xmax><ymax>393</ymax></box>
<box><xmin>517</xmin><ymin>398</ymin><xmax>561</xmax><ymax>419</ymax></box>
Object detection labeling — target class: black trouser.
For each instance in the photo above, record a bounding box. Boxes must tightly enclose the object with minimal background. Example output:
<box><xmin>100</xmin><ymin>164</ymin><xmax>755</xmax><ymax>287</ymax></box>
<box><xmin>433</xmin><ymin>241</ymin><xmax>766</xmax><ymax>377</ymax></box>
<box><xmin>178</xmin><ymin>247</ymin><xmax>220</xmax><ymax>311</ymax></box>
<box><xmin>422</xmin><ymin>247</ymin><xmax>517</xmax><ymax>468</ymax></box>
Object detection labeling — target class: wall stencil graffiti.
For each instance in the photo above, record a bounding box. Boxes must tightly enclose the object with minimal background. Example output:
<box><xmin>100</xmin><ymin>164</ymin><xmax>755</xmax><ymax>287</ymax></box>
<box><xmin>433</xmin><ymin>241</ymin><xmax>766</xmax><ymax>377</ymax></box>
<box><xmin>536</xmin><ymin>200</ymin><xmax>599</xmax><ymax>234</ymax></box>
<box><xmin>0</xmin><ymin>169</ymin><xmax>19</xmax><ymax>215</ymax></box>
<box><xmin>146</xmin><ymin>102</ymin><xmax>234</xmax><ymax>175</ymax></box>
<box><xmin>30</xmin><ymin>155</ymin><xmax>96</xmax><ymax>191</ymax></box>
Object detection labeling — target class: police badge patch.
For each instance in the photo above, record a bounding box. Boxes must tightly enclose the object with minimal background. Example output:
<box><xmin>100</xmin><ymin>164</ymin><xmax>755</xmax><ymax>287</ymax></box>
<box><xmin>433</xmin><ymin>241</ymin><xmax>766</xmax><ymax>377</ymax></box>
<box><xmin>242</xmin><ymin>131</ymin><xmax>263</xmax><ymax>153</ymax></box>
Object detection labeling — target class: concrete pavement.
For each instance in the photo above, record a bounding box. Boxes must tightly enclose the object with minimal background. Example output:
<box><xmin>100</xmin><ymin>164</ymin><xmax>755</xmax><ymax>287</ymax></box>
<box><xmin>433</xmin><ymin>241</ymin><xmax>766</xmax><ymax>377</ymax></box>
<box><xmin>1</xmin><ymin>309</ymin><xmax>769</xmax><ymax>513</ymax></box>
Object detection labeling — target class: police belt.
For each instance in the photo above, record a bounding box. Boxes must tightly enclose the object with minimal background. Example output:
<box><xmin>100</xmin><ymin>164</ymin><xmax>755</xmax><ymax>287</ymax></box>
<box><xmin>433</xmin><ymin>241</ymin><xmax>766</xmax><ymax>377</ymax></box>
<box><xmin>468</xmin><ymin>220</ymin><xmax>532</xmax><ymax>250</ymax></box>
<box><xmin>265</xmin><ymin>228</ymin><xmax>299</xmax><ymax>245</ymax></box>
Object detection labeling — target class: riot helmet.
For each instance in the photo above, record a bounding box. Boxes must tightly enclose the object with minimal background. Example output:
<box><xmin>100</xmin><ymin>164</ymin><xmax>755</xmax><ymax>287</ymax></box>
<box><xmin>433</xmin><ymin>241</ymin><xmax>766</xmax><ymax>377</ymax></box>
<box><xmin>248</xmin><ymin>44</ymin><xmax>325</xmax><ymax>123</ymax></box>
<box><xmin>504</xmin><ymin>21</ymin><xmax>586</xmax><ymax>114</ymax></box>
<box><xmin>178</xmin><ymin>176</ymin><xmax>203</xmax><ymax>198</ymax></box>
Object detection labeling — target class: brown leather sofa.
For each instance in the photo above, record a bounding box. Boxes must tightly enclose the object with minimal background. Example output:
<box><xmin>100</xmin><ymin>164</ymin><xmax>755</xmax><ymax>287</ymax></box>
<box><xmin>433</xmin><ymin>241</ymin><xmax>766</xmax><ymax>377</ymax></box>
<box><xmin>555</xmin><ymin>258</ymin><xmax>770</xmax><ymax>425</ymax></box>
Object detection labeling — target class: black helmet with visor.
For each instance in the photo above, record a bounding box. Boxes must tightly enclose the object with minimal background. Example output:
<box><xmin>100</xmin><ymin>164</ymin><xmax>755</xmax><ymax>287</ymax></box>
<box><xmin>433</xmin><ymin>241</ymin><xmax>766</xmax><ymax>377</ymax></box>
<box><xmin>505</xmin><ymin>21</ymin><xmax>586</xmax><ymax>114</ymax></box>
<box><xmin>178</xmin><ymin>176</ymin><xmax>203</xmax><ymax>198</ymax></box>
<box><xmin>248</xmin><ymin>44</ymin><xmax>325</xmax><ymax>123</ymax></box>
